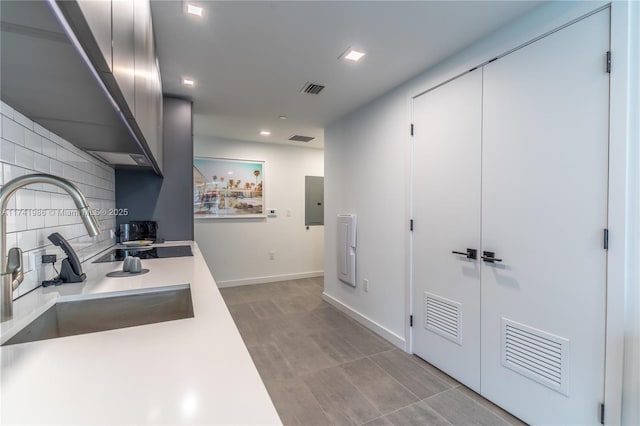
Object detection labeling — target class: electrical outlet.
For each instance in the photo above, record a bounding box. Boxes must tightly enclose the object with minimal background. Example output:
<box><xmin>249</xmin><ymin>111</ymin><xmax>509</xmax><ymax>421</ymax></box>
<box><xmin>28</xmin><ymin>249</ymin><xmax>46</xmax><ymax>272</ymax></box>
<box><xmin>286</xmin><ymin>209</ymin><xmax>292</xmax><ymax>217</ymax></box>
<box><xmin>269</xmin><ymin>251</ymin><xmax>275</xmax><ymax>260</ymax></box>
<box><xmin>363</xmin><ymin>278</ymin><xmax>369</xmax><ymax>292</ymax></box>
<box><xmin>42</xmin><ymin>254</ymin><xmax>57</xmax><ymax>264</ymax></box>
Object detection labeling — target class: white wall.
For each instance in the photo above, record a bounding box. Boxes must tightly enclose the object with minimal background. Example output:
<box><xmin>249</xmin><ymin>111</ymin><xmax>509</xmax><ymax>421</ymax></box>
<box><xmin>0</xmin><ymin>100</ymin><xmax>116</xmax><ymax>298</ymax></box>
<box><xmin>194</xmin><ymin>137</ymin><xmax>324</xmax><ymax>287</ymax></box>
<box><xmin>325</xmin><ymin>1</ymin><xmax>637</xmax><ymax>423</ymax></box>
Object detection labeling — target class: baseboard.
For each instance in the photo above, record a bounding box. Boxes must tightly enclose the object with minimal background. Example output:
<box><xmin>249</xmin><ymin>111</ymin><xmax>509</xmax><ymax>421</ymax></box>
<box><xmin>216</xmin><ymin>271</ymin><xmax>324</xmax><ymax>288</ymax></box>
<box><xmin>322</xmin><ymin>292</ymin><xmax>406</xmax><ymax>350</ymax></box>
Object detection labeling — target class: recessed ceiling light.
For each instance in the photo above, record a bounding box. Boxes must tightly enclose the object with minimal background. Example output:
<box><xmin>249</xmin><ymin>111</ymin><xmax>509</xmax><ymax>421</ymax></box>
<box><xmin>186</xmin><ymin>3</ymin><xmax>203</xmax><ymax>17</ymax></box>
<box><xmin>260</xmin><ymin>130</ymin><xmax>271</xmax><ymax>136</ymax></box>
<box><xmin>279</xmin><ymin>116</ymin><xmax>287</xmax><ymax>120</ymax></box>
<box><xmin>340</xmin><ymin>47</ymin><xmax>366</xmax><ymax>63</ymax></box>
<box><xmin>182</xmin><ymin>77</ymin><xmax>195</xmax><ymax>87</ymax></box>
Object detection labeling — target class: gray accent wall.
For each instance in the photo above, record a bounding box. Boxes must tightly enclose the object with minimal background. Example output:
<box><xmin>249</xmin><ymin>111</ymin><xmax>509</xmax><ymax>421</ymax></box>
<box><xmin>116</xmin><ymin>97</ymin><xmax>193</xmax><ymax>241</ymax></box>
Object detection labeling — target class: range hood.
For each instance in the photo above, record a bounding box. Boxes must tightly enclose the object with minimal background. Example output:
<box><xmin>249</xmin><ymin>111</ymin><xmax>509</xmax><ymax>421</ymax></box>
<box><xmin>0</xmin><ymin>1</ymin><xmax>158</xmax><ymax>173</ymax></box>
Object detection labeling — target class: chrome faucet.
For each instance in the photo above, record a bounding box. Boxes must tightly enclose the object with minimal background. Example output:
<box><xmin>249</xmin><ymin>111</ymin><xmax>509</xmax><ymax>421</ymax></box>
<box><xmin>1</xmin><ymin>174</ymin><xmax>100</xmax><ymax>322</ymax></box>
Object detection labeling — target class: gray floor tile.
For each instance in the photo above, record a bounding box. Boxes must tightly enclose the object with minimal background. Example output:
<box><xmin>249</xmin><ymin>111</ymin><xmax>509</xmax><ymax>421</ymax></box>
<box><xmin>273</xmin><ymin>294</ymin><xmax>327</xmax><ymax>314</ymax></box>
<box><xmin>332</xmin><ymin>322</ymin><xmax>394</xmax><ymax>356</ymax></box>
<box><xmin>222</xmin><ymin>279</ymin><xmax>521</xmax><ymax>426</ymax></box>
<box><xmin>247</xmin><ymin>342</ymin><xmax>296</xmax><ymax>381</ymax></box>
<box><xmin>370</xmin><ymin>350</ymin><xmax>453</xmax><ymax>399</ymax></box>
<box><xmin>309</xmin><ymin>331</ymin><xmax>366</xmax><ymax>364</ymax></box>
<box><xmin>263</xmin><ymin>378</ymin><xmax>331</xmax><ymax>426</ymax></box>
<box><xmin>226</xmin><ymin>303</ymin><xmax>259</xmax><ymax>335</ymax></box>
<box><xmin>340</xmin><ymin>358</ymin><xmax>418</xmax><ymax>414</ymax></box>
<box><xmin>274</xmin><ymin>332</ymin><xmax>338</xmax><ymax>374</ymax></box>
<box><xmin>424</xmin><ymin>388</ymin><xmax>511</xmax><ymax>426</ymax></box>
<box><xmin>312</xmin><ymin>306</ymin><xmax>358</xmax><ymax>329</ymax></box>
<box><xmin>219</xmin><ymin>286</ymin><xmax>247</xmax><ymax>305</ymax></box>
<box><xmin>361</xmin><ymin>416</ymin><xmax>394</xmax><ymax>426</ymax></box>
<box><xmin>456</xmin><ymin>386</ymin><xmax>528</xmax><ymax>426</ymax></box>
<box><xmin>384</xmin><ymin>400</ymin><xmax>452</xmax><ymax>426</ymax></box>
<box><xmin>410</xmin><ymin>354</ymin><xmax>460</xmax><ymax>388</ymax></box>
<box><xmin>249</xmin><ymin>299</ymin><xmax>284</xmax><ymax>319</ymax></box>
<box><xmin>302</xmin><ymin>366</ymin><xmax>381</xmax><ymax>426</ymax></box>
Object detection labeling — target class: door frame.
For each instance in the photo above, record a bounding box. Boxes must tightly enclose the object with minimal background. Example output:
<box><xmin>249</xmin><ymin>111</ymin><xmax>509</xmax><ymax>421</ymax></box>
<box><xmin>405</xmin><ymin>3</ymin><xmax>636</xmax><ymax>424</ymax></box>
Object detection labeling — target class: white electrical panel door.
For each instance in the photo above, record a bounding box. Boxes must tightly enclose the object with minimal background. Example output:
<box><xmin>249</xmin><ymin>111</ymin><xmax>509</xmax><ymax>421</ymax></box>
<box><xmin>337</xmin><ymin>214</ymin><xmax>356</xmax><ymax>286</ymax></box>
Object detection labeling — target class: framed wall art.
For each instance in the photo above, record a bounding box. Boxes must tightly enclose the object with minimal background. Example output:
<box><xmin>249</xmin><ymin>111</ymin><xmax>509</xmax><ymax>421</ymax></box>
<box><xmin>193</xmin><ymin>157</ymin><xmax>265</xmax><ymax>218</ymax></box>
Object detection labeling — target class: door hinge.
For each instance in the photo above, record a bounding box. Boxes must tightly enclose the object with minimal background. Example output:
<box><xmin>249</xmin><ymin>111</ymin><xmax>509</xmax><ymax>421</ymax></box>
<box><xmin>600</xmin><ymin>402</ymin><xmax>605</xmax><ymax>424</ymax></box>
<box><xmin>410</xmin><ymin>315</ymin><xmax>414</xmax><ymax>327</ymax></box>
<box><xmin>606</xmin><ymin>51</ymin><xmax>611</xmax><ymax>73</ymax></box>
<box><xmin>410</xmin><ymin>219</ymin><xmax>414</xmax><ymax>231</ymax></box>
<box><xmin>410</xmin><ymin>123</ymin><xmax>414</xmax><ymax>136</ymax></box>
<box><xmin>604</xmin><ymin>228</ymin><xmax>609</xmax><ymax>250</ymax></box>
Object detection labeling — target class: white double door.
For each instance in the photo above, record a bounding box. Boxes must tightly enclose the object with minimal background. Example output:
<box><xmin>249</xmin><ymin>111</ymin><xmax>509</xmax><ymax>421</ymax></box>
<box><xmin>411</xmin><ymin>10</ymin><xmax>609</xmax><ymax>425</ymax></box>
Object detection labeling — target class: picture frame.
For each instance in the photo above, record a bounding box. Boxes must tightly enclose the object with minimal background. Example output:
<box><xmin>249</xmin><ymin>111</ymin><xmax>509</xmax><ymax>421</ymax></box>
<box><xmin>193</xmin><ymin>157</ymin><xmax>265</xmax><ymax>219</ymax></box>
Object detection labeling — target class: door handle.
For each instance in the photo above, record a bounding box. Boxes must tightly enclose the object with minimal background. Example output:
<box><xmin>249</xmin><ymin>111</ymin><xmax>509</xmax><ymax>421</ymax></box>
<box><xmin>451</xmin><ymin>248</ymin><xmax>477</xmax><ymax>260</ymax></box>
<box><xmin>481</xmin><ymin>251</ymin><xmax>503</xmax><ymax>263</ymax></box>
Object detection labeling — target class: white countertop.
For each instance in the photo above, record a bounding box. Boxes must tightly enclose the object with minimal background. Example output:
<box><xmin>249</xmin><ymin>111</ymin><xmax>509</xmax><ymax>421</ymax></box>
<box><xmin>0</xmin><ymin>241</ymin><xmax>282</xmax><ymax>425</ymax></box>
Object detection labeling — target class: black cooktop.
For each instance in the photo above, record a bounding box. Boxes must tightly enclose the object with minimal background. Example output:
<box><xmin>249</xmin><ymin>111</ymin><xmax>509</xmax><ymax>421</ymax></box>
<box><xmin>92</xmin><ymin>245</ymin><xmax>193</xmax><ymax>263</ymax></box>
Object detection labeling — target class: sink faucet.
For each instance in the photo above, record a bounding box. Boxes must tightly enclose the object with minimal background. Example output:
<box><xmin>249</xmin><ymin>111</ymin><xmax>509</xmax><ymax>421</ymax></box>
<box><xmin>1</xmin><ymin>174</ymin><xmax>100</xmax><ymax>322</ymax></box>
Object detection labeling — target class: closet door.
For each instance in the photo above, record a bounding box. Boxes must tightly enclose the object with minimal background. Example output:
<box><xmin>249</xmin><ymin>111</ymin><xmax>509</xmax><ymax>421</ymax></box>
<box><xmin>411</xmin><ymin>69</ymin><xmax>482</xmax><ymax>391</ymax></box>
<box><xmin>481</xmin><ymin>9</ymin><xmax>609</xmax><ymax>425</ymax></box>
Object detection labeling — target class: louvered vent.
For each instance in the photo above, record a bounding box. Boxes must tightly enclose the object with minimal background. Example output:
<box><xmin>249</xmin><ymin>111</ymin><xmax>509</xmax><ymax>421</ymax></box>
<box><xmin>501</xmin><ymin>318</ymin><xmax>569</xmax><ymax>395</ymax></box>
<box><xmin>301</xmin><ymin>82</ymin><xmax>326</xmax><ymax>95</ymax></box>
<box><xmin>424</xmin><ymin>292</ymin><xmax>462</xmax><ymax>345</ymax></box>
<box><xmin>288</xmin><ymin>135</ymin><xmax>315</xmax><ymax>143</ymax></box>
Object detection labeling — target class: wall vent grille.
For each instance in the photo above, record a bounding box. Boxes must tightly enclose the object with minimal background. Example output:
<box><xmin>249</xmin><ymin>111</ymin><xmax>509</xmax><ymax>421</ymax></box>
<box><xmin>424</xmin><ymin>292</ymin><xmax>462</xmax><ymax>345</ymax></box>
<box><xmin>501</xmin><ymin>318</ymin><xmax>569</xmax><ymax>395</ymax></box>
<box><xmin>289</xmin><ymin>135</ymin><xmax>315</xmax><ymax>142</ymax></box>
<box><xmin>301</xmin><ymin>82</ymin><xmax>325</xmax><ymax>95</ymax></box>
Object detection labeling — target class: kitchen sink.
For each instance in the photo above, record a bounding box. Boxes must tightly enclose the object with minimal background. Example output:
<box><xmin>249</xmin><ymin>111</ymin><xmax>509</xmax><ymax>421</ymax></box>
<box><xmin>3</xmin><ymin>285</ymin><xmax>194</xmax><ymax>346</ymax></box>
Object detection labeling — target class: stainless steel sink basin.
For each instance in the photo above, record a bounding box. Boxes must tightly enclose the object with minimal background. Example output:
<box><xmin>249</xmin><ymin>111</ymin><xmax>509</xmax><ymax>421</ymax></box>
<box><xmin>3</xmin><ymin>284</ymin><xmax>194</xmax><ymax>346</ymax></box>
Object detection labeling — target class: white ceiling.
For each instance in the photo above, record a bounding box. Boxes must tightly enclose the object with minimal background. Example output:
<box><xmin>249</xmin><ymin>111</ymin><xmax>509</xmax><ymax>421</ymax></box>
<box><xmin>151</xmin><ymin>1</ymin><xmax>542</xmax><ymax>149</ymax></box>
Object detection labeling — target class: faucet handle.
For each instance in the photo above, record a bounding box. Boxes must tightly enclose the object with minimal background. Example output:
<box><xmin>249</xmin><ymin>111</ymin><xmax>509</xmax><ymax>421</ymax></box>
<box><xmin>7</xmin><ymin>247</ymin><xmax>24</xmax><ymax>290</ymax></box>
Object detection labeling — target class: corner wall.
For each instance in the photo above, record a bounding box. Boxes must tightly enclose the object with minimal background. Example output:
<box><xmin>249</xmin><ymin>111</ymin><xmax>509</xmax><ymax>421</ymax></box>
<box><xmin>194</xmin><ymin>137</ymin><xmax>324</xmax><ymax>286</ymax></box>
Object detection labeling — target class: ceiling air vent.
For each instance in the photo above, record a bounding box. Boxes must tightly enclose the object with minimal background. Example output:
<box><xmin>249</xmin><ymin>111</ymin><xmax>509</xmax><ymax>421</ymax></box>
<box><xmin>288</xmin><ymin>135</ymin><xmax>315</xmax><ymax>143</ymax></box>
<box><xmin>301</xmin><ymin>82</ymin><xmax>325</xmax><ymax>95</ymax></box>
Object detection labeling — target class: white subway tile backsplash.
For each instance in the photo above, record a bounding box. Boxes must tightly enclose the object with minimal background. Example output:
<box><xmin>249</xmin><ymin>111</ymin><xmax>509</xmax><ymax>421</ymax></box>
<box><xmin>33</xmin><ymin>122</ymin><xmax>50</xmax><ymax>139</ymax></box>
<box><xmin>3</xmin><ymin>164</ymin><xmax>25</xmax><ymax>184</ymax></box>
<box><xmin>34</xmin><ymin>152</ymin><xmax>50</xmax><ymax>173</ymax></box>
<box><xmin>13</xmin><ymin>110</ymin><xmax>34</xmax><ymax>130</ymax></box>
<box><xmin>24</xmin><ymin>129</ymin><xmax>42</xmax><ymax>152</ymax></box>
<box><xmin>14</xmin><ymin>145</ymin><xmax>34</xmax><ymax>169</ymax></box>
<box><xmin>1</xmin><ymin>102</ymin><xmax>15</xmax><ymax>119</ymax></box>
<box><xmin>0</xmin><ymin>100</ymin><xmax>116</xmax><ymax>299</ymax></box>
<box><xmin>42</xmin><ymin>138</ymin><xmax>57</xmax><ymax>159</ymax></box>
<box><xmin>1</xmin><ymin>138</ymin><xmax>16</xmax><ymax>163</ymax></box>
<box><xmin>2</xmin><ymin>115</ymin><xmax>24</xmax><ymax>145</ymax></box>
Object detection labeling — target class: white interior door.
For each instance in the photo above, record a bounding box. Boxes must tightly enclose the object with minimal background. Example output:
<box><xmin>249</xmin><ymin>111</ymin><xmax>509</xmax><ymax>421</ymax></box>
<box><xmin>480</xmin><ymin>10</ymin><xmax>610</xmax><ymax>425</ymax></box>
<box><xmin>411</xmin><ymin>69</ymin><xmax>482</xmax><ymax>391</ymax></box>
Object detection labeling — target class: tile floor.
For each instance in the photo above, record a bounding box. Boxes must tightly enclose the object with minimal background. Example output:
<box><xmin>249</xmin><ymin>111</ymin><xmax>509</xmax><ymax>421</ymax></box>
<box><xmin>220</xmin><ymin>277</ymin><xmax>527</xmax><ymax>426</ymax></box>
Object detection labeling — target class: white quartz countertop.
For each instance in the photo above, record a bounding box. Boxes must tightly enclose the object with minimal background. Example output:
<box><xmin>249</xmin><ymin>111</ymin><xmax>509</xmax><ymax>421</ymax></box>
<box><xmin>0</xmin><ymin>241</ymin><xmax>282</xmax><ymax>425</ymax></box>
